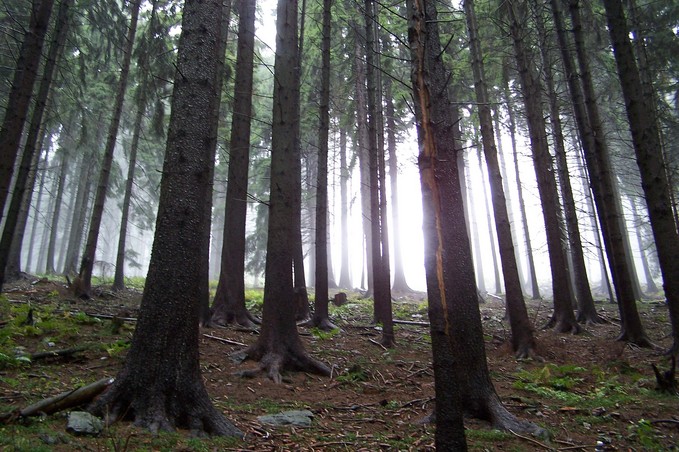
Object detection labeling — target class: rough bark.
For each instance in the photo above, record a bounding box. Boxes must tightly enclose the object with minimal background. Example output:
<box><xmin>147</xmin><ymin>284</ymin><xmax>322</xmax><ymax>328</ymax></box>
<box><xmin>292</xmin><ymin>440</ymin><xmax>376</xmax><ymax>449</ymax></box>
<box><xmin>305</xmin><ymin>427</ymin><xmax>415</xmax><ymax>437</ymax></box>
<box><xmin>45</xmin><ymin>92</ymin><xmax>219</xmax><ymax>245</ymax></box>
<box><xmin>0</xmin><ymin>0</ymin><xmax>54</xmax><ymax>221</ymax></box>
<box><xmin>234</xmin><ymin>0</ymin><xmax>330</xmax><ymax>382</ymax></box>
<box><xmin>77</xmin><ymin>0</ymin><xmax>141</xmax><ymax>298</ymax></box>
<box><xmin>628</xmin><ymin>194</ymin><xmax>658</xmax><ymax>293</ymax></box>
<box><xmin>385</xmin><ymin>77</ymin><xmax>411</xmax><ymax>294</ymax></box>
<box><xmin>89</xmin><ymin>0</ymin><xmax>242</xmax><ymax>436</ymax></box>
<box><xmin>550</xmin><ymin>0</ymin><xmax>651</xmax><ymax>345</ymax></box>
<box><xmin>0</xmin><ymin>0</ymin><xmax>71</xmax><ymax>288</ymax></box>
<box><xmin>354</xmin><ymin>26</ymin><xmax>373</xmax><ymax>295</ymax></box>
<box><xmin>210</xmin><ymin>0</ymin><xmax>258</xmax><ymax>328</ymax></box>
<box><xmin>338</xmin><ymin>127</ymin><xmax>352</xmax><ymax>289</ymax></box>
<box><xmin>364</xmin><ymin>0</ymin><xmax>394</xmax><ymax>347</ymax></box>
<box><xmin>502</xmin><ymin>62</ymin><xmax>541</xmax><ymax>300</ymax></box>
<box><xmin>407</xmin><ymin>0</ymin><xmax>545</xmax><ymax>443</ymax></box>
<box><xmin>534</xmin><ymin>7</ymin><xmax>602</xmax><ymax>325</ymax></box>
<box><xmin>507</xmin><ymin>0</ymin><xmax>580</xmax><ymax>334</ymax></box>
<box><xmin>306</xmin><ymin>0</ymin><xmax>336</xmax><ymax>331</ymax></box>
<box><xmin>464</xmin><ymin>0</ymin><xmax>537</xmax><ymax>358</ymax></box>
<box><xmin>601</xmin><ymin>0</ymin><xmax>679</xmax><ymax>355</ymax></box>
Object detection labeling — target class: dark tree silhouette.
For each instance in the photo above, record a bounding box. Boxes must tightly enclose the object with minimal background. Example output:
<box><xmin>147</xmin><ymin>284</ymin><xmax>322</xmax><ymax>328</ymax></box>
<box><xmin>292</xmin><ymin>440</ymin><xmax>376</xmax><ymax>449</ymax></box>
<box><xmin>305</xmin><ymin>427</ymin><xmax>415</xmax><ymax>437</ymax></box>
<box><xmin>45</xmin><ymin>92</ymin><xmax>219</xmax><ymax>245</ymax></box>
<box><xmin>464</xmin><ymin>0</ymin><xmax>537</xmax><ymax>358</ymax></box>
<box><xmin>0</xmin><ymin>0</ymin><xmax>54</xmax><ymax>227</ymax></box>
<box><xmin>602</xmin><ymin>0</ymin><xmax>679</xmax><ymax>355</ymax></box>
<box><xmin>408</xmin><ymin>0</ymin><xmax>545</xmax><ymax>442</ymax></box>
<box><xmin>210</xmin><ymin>0</ymin><xmax>259</xmax><ymax>328</ymax></box>
<box><xmin>88</xmin><ymin>0</ymin><xmax>242</xmax><ymax>435</ymax></box>
<box><xmin>234</xmin><ymin>0</ymin><xmax>331</xmax><ymax>382</ymax></box>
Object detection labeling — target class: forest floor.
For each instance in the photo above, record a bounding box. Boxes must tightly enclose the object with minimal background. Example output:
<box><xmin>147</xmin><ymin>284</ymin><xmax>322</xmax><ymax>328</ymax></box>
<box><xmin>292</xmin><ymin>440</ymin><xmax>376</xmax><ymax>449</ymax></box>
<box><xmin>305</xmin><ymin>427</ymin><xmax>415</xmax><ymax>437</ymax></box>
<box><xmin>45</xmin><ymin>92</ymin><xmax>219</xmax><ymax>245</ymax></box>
<box><xmin>0</xmin><ymin>277</ymin><xmax>678</xmax><ymax>451</ymax></box>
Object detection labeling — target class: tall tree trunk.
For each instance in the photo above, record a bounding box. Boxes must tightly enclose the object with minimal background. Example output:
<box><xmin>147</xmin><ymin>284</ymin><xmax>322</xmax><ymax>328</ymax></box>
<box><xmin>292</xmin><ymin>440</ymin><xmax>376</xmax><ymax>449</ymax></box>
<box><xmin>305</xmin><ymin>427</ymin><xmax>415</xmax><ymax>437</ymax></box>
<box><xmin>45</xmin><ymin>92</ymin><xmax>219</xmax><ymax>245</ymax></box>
<box><xmin>551</xmin><ymin>0</ymin><xmax>650</xmax><ymax>345</ymax></box>
<box><xmin>307</xmin><ymin>0</ymin><xmax>335</xmax><ymax>331</ymax></box>
<box><xmin>62</xmin><ymin>149</ymin><xmax>93</xmax><ymax>275</ymax></box>
<box><xmin>111</xmin><ymin>92</ymin><xmax>144</xmax><ymax>291</ymax></box>
<box><xmin>464</xmin><ymin>0</ymin><xmax>536</xmax><ymax>358</ymax></box>
<box><xmin>77</xmin><ymin>0</ymin><xmax>141</xmax><ymax>298</ymax></box>
<box><xmin>507</xmin><ymin>0</ymin><xmax>579</xmax><ymax>333</ymax></box>
<box><xmin>493</xmin><ymin>106</ymin><xmax>526</xmax><ymax>287</ymax></box>
<box><xmin>26</xmin><ymin>150</ymin><xmax>48</xmax><ymax>273</ymax></box>
<box><xmin>385</xmin><ymin>77</ymin><xmax>411</xmax><ymax>293</ymax></box>
<box><xmin>364</xmin><ymin>0</ymin><xmax>393</xmax><ymax>347</ymax></box>
<box><xmin>601</xmin><ymin>0</ymin><xmax>679</xmax><ymax>355</ymax></box>
<box><xmin>0</xmin><ymin>0</ymin><xmax>71</xmax><ymax>286</ymax></box>
<box><xmin>44</xmin><ymin>149</ymin><xmax>69</xmax><ymax>273</ymax></box>
<box><xmin>476</xmin><ymin>145</ymin><xmax>502</xmax><ymax>294</ymax></box>
<box><xmin>338</xmin><ymin>127</ymin><xmax>352</xmax><ymax>289</ymax></box>
<box><xmin>292</xmin><ymin>0</ymin><xmax>310</xmax><ymax>321</ymax></box>
<box><xmin>89</xmin><ymin>0</ymin><xmax>242</xmax><ymax>435</ymax></box>
<box><xmin>235</xmin><ymin>0</ymin><xmax>330</xmax><ymax>382</ymax></box>
<box><xmin>0</xmin><ymin>0</ymin><xmax>54</xmax><ymax>221</ymax></box>
<box><xmin>628</xmin><ymin>194</ymin><xmax>658</xmax><ymax>293</ymax></box>
<box><xmin>502</xmin><ymin>62</ymin><xmax>540</xmax><ymax>299</ymax></box>
<box><xmin>407</xmin><ymin>0</ymin><xmax>545</xmax><ymax>442</ymax></box>
<box><xmin>210</xmin><ymin>0</ymin><xmax>258</xmax><ymax>328</ymax></box>
<box><xmin>354</xmin><ymin>26</ymin><xmax>373</xmax><ymax>295</ymax></box>
<box><xmin>534</xmin><ymin>6</ymin><xmax>601</xmax><ymax>324</ymax></box>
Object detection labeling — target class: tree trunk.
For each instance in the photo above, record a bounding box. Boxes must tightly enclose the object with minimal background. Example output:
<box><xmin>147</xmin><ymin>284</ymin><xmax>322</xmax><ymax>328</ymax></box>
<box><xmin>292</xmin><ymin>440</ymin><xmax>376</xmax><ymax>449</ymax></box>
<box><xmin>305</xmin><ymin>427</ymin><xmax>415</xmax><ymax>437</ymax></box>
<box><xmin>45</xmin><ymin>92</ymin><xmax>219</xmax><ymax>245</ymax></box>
<box><xmin>407</xmin><ymin>0</ymin><xmax>545</xmax><ymax>442</ymax></box>
<box><xmin>502</xmin><ymin>62</ymin><xmax>540</xmax><ymax>300</ymax></box>
<box><xmin>534</xmin><ymin>7</ymin><xmax>602</xmax><ymax>325</ymax></box>
<box><xmin>476</xmin><ymin>145</ymin><xmax>502</xmax><ymax>295</ymax></box>
<box><xmin>26</xmin><ymin>150</ymin><xmax>48</xmax><ymax>272</ymax></box>
<box><xmin>306</xmin><ymin>0</ymin><xmax>335</xmax><ymax>331</ymax></box>
<box><xmin>385</xmin><ymin>76</ymin><xmax>411</xmax><ymax>293</ymax></box>
<box><xmin>364</xmin><ymin>0</ymin><xmax>393</xmax><ymax>347</ymax></box>
<box><xmin>235</xmin><ymin>0</ymin><xmax>330</xmax><ymax>383</ymax></box>
<box><xmin>0</xmin><ymin>0</ymin><xmax>71</xmax><ymax>287</ymax></box>
<box><xmin>628</xmin><ymin>194</ymin><xmax>658</xmax><ymax>293</ymax></box>
<box><xmin>550</xmin><ymin>0</ymin><xmax>651</xmax><ymax>345</ymax></box>
<box><xmin>0</xmin><ymin>0</ymin><xmax>54</xmax><ymax>221</ymax></box>
<box><xmin>601</xmin><ymin>0</ymin><xmax>679</xmax><ymax>355</ymax></box>
<box><xmin>464</xmin><ymin>0</ymin><xmax>536</xmax><ymax>358</ymax></box>
<box><xmin>210</xmin><ymin>0</ymin><xmax>258</xmax><ymax>328</ymax></box>
<box><xmin>507</xmin><ymin>1</ymin><xmax>579</xmax><ymax>333</ymax></box>
<box><xmin>89</xmin><ymin>0</ymin><xmax>242</xmax><ymax>436</ymax></box>
<box><xmin>62</xmin><ymin>149</ymin><xmax>93</xmax><ymax>275</ymax></box>
<box><xmin>493</xmin><ymin>106</ymin><xmax>526</xmax><ymax>288</ymax></box>
<box><xmin>77</xmin><ymin>0</ymin><xmax>141</xmax><ymax>298</ymax></box>
<box><xmin>354</xmin><ymin>25</ymin><xmax>373</xmax><ymax>295</ymax></box>
<box><xmin>338</xmin><ymin>128</ymin><xmax>352</xmax><ymax>289</ymax></box>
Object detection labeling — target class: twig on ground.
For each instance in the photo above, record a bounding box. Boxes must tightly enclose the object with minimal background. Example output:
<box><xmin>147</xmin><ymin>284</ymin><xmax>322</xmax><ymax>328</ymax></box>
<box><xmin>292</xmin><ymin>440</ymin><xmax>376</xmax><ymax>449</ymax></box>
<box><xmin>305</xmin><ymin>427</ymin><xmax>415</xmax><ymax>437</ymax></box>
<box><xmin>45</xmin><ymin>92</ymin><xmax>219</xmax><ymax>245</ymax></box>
<box><xmin>508</xmin><ymin>429</ymin><xmax>552</xmax><ymax>450</ymax></box>
<box><xmin>368</xmin><ymin>338</ymin><xmax>388</xmax><ymax>351</ymax></box>
<box><xmin>202</xmin><ymin>333</ymin><xmax>246</xmax><ymax>347</ymax></box>
<box><xmin>30</xmin><ymin>345</ymin><xmax>91</xmax><ymax>361</ymax></box>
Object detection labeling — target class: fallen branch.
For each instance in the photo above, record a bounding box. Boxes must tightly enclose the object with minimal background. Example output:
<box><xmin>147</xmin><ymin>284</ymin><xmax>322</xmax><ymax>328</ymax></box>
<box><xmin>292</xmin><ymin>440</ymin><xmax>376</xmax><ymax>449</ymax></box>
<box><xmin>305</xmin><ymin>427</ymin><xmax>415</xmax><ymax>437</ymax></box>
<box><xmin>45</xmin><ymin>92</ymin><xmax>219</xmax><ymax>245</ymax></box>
<box><xmin>650</xmin><ymin>419</ymin><xmax>679</xmax><ymax>426</ymax></box>
<box><xmin>393</xmin><ymin>319</ymin><xmax>429</xmax><ymax>327</ymax></box>
<box><xmin>0</xmin><ymin>377</ymin><xmax>115</xmax><ymax>424</ymax></box>
<box><xmin>85</xmin><ymin>312</ymin><xmax>137</xmax><ymax>322</ymax></box>
<box><xmin>368</xmin><ymin>338</ymin><xmax>388</xmax><ymax>351</ymax></box>
<box><xmin>30</xmin><ymin>345</ymin><xmax>91</xmax><ymax>361</ymax></box>
<box><xmin>202</xmin><ymin>333</ymin><xmax>246</xmax><ymax>347</ymax></box>
<box><xmin>508</xmin><ymin>429</ymin><xmax>551</xmax><ymax>450</ymax></box>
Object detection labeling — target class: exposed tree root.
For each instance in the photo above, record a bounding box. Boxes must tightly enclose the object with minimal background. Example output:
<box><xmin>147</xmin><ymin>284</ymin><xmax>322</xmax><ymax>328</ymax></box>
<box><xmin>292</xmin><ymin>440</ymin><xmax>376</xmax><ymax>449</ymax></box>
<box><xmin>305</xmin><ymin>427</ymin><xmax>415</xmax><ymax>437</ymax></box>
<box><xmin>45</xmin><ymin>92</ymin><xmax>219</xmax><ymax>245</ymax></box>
<box><xmin>89</xmin><ymin>376</ymin><xmax>242</xmax><ymax>437</ymax></box>
<box><xmin>301</xmin><ymin>316</ymin><xmax>337</xmax><ymax>332</ymax></box>
<box><xmin>576</xmin><ymin>311</ymin><xmax>608</xmax><ymax>326</ymax></box>
<box><xmin>209</xmin><ymin>308</ymin><xmax>260</xmax><ymax>329</ymax></box>
<box><xmin>542</xmin><ymin>315</ymin><xmax>582</xmax><ymax>334</ymax></box>
<box><xmin>664</xmin><ymin>340</ymin><xmax>679</xmax><ymax>357</ymax></box>
<box><xmin>615</xmin><ymin>330</ymin><xmax>657</xmax><ymax>349</ymax></box>
<box><xmin>234</xmin><ymin>345</ymin><xmax>331</xmax><ymax>384</ymax></box>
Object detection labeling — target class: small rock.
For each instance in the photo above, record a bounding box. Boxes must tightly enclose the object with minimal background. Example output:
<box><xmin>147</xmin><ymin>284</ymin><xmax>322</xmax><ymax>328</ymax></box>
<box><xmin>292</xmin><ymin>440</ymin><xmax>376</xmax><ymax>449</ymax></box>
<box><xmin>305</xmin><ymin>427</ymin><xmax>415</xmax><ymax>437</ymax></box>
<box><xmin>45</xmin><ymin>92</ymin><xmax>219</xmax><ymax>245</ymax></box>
<box><xmin>66</xmin><ymin>411</ymin><xmax>104</xmax><ymax>436</ymax></box>
<box><xmin>257</xmin><ymin>410</ymin><xmax>314</xmax><ymax>427</ymax></box>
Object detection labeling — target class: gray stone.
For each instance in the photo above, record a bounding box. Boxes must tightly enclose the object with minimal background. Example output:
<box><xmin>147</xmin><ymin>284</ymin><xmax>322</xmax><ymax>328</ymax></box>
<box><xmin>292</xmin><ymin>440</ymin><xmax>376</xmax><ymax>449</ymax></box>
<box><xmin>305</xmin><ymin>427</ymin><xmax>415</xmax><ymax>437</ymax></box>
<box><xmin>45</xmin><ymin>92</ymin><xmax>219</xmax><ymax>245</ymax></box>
<box><xmin>257</xmin><ymin>409</ymin><xmax>314</xmax><ymax>427</ymax></box>
<box><xmin>66</xmin><ymin>411</ymin><xmax>104</xmax><ymax>436</ymax></box>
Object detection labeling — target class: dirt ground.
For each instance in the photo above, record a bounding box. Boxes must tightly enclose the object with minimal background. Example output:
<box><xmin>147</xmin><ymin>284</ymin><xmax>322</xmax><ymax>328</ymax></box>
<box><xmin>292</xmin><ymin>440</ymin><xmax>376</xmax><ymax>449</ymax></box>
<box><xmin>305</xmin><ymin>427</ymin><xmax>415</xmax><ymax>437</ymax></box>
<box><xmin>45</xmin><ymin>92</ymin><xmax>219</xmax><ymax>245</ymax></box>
<box><xmin>1</xmin><ymin>278</ymin><xmax>678</xmax><ymax>451</ymax></box>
